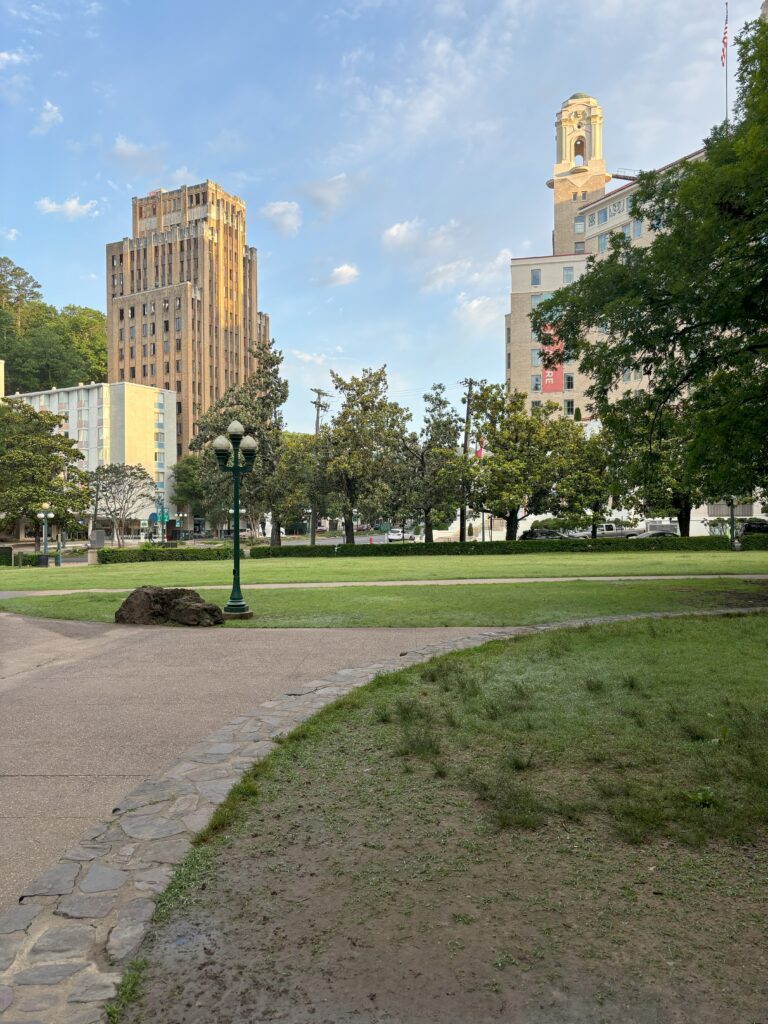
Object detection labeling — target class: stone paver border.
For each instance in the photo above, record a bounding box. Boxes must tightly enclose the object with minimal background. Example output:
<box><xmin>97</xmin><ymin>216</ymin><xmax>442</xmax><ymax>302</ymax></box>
<box><xmin>0</xmin><ymin>607</ymin><xmax>765</xmax><ymax>1023</ymax></box>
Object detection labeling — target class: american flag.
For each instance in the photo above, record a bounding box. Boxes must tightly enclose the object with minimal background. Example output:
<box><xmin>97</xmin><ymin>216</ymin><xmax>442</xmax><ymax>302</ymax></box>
<box><xmin>721</xmin><ymin>8</ymin><xmax>728</xmax><ymax>67</ymax></box>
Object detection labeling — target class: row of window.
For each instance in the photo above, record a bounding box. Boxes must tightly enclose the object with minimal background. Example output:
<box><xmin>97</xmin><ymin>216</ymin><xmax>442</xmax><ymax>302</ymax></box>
<box><xmin>530</xmin><ymin>266</ymin><xmax>575</xmax><ymax>289</ymax></box>
<box><xmin>596</xmin><ymin>220</ymin><xmax>643</xmax><ymax>252</ymax></box>
<box><xmin>531</xmin><ymin>399</ymin><xmax>576</xmax><ymax>416</ymax></box>
<box><xmin>531</xmin><ymin>374</ymin><xmax>575</xmax><ymax>392</ymax></box>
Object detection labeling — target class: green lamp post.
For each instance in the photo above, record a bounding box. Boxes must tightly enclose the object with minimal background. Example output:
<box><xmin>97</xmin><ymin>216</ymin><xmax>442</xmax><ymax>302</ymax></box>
<box><xmin>213</xmin><ymin>420</ymin><xmax>257</xmax><ymax>619</ymax></box>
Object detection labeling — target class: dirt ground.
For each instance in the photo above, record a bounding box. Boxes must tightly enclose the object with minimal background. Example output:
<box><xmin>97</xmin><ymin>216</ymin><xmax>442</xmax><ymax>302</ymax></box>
<box><xmin>124</xmin><ymin>735</ymin><xmax>768</xmax><ymax>1023</ymax></box>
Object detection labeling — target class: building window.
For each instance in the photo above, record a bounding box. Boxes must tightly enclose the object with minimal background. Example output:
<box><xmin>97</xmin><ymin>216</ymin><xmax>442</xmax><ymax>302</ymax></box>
<box><xmin>163</xmin><ymin>320</ymin><xmax>169</xmax><ymax>333</ymax></box>
<box><xmin>118</xmin><ymin>348</ymin><xmax>124</xmax><ymax>361</ymax></box>
<box><xmin>142</xmin><ymin>365</ymin><xmax>148</xmax><ymax>378</ymax></box>
<box><xmin>622</xmin><ymin>369</ymin><xmax>632</xmax><ymax>382</ymax></box>
<box><xmin>574</xmin><ymin>216</ymin><xmax>585</xmax><ymax>235</ymax></box>
<box><xmin>564</xmin><ymin>373</ymin><xmax>574</xmax><ymax>390</ymax></box>
<box><xmin>574</xmin><ymin>242</ymin><xmax>585</xmax><ymax>253</ymax></box>
<box><xmin>142</xmin><ymin>344</ymin><xmax>148</xmax><ymax>357</ymax></box>
<box><xmin>530</xmin><ymin>292</ymin><xmax>551</xmax><ymax>309</ymax></box>
<box><xmin>531</xmin><ymin>374</ymin><xmax>542</xmax><ymax>392</ymax></box>
<box><xmin>175</xmin><ymin>297</ymin><xmax>181</xmax><ymax>310</ymax></box>
<box><xmin>175</xmin><ymin>359</ymin><xmax>181</xmax><ymax>372</ymax></box>
<box><xmin>176</xmin><ymin>381</ymin><xmax>182</xmax><ymax>393</ymax></box>
<box><xmin>597</xmin><ymin>233</ymin><xmax>609</xmax><ymax>253</ymax></box>
<box><xmin>118</xmin><ymin>328</ymin><xmax>124</xmax><ymax>342</ymax></box>
<box><xmin>129</xmin><ymin>326</ymin><xmax>136</xmax><ymax>339</ymax></box>
<box><xmin>597</xmin><ymin>208</ymin><xmax>608</xmax><ymax>225</ymax></box>
<box><xmin>118</xmin><ymin>308</ymin><xmax>124</xmax><ymax>321</ymax></box>
<box><xmin>563</xmin><ymin>265</ymin><xmax>574</xmax><ymax>284</ymax></box>
<box><xmin>581</xmin><ymin>191</ymin><xmax>587</xmax><ymax>200</ymax></box>
<box><xmin>128</xmin><ymin>306</ymin><xmax>135</xmax><ymax>318</ymax></box>
<box><xmin>531</xmin><ymin>349</ymin><xmax>541</xmax><ymax>366</ymax></box>
<box><xmin>175</xmin><ymin>316</ymin><xmax>182</xmax><ymax>331</ymax></box>
<box><xmin>621</xmin><ymin>223</ymin><xmax>631</xmax><ymax>238</ymax></box>
<box><xmin>564</xmin><ymin>399</ymin><xmax>575</xmax><ymax>416</ymax></box>
<box><xmin>129</xmin><ymin>367</ymin><xmax>136</xmax><ymax>379</ymax></box>
<box><xmin>633</xmin><ymin>219</ymin><xmax>643</xmax><ymax>238</ymax></box>
<box><xmin>119</xmin><ymin>369</ymin><xmax>124</xmax><ymax>381</ymax></box>
<box><xmin>175</xmin><ymin>339</ymin><xmax>182</xmax><ymax>352</ymax></box>
<box><xmin>506</xmin><ymin>352</ymin><xmax>511</xmax><ymax>369</ymax></box>
<box><xmin>572</xmin><ymin>192</ymin><xmax>578</xmax><ymax>202</ymax></box>
<box><xmin>129</xmin><ymin>346</ymin><xmax>135</xmax><ymax>359</ymax></box>
<box><xmin>531</xmin><ymin>400</ymin><xmax>541</xmax><ymax>409</ymax></box>
<box><xmin>530</xmin><ymin>268</ymin><xmax>541</xmax><ymax>286</ymax></box>
<box><xmin>142</xmin><ymin>324</ymin><xmax>148</xmax><ymax>338</ymax></box>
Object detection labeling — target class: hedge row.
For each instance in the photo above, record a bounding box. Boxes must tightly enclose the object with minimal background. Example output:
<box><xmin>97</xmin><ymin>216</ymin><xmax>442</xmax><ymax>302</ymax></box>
<box><xmin>98</xmin><ymin>546</ymin><xmax>241</xmax><ymax>563</ymax></box>
<box><xmin>250</xmin><ymin>535</ymin><xmax>730</xmax><ymax>558</ymax></box>
<box><xmin>740</xmin><ymin>534</ymin><xmax>768</xmax><ymax>550</ymax></box>
<box><xmin>0</xmin><ymin>547</ymin><xmax>45</xmax><ymax>567</ymax></box>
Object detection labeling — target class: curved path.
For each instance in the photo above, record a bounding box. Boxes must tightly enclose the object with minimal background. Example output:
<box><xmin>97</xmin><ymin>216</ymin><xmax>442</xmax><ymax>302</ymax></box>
<box><xmin>0</xmin><ymin>612</ymin><xmax>496</xmax><ymax>913</ymax></box>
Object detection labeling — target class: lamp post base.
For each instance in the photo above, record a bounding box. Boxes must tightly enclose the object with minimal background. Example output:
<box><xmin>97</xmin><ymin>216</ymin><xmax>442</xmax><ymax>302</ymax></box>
<box><xmin>222</xmin><ymin>608</ymin><xmax>254</xmax><ymax>620</ymax></box>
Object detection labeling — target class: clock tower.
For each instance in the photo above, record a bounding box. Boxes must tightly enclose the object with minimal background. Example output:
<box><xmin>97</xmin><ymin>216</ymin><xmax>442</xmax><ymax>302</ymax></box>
<box><xmin>547</xmin><ymin>94</ymin><xmax>611</xmax><ymax>256</ymax></box>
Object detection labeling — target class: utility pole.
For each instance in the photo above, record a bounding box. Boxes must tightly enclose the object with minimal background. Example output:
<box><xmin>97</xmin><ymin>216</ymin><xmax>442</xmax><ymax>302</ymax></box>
<box><xmin>310</xmin><ymin>388</ymin><xmax>331</xmax><ymax>546</ymax></box>
<box><xmin>459</xmin><ymin>378</ymin><xmax>477</xmax><ymax>543</ymax></box>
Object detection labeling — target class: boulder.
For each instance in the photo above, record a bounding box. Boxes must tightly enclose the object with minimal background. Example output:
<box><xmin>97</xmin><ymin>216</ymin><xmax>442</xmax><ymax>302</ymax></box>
<box><xmin>115</xmin><ymin>586</ymin><xmax>224</xmax><ymax>627</ymax></box>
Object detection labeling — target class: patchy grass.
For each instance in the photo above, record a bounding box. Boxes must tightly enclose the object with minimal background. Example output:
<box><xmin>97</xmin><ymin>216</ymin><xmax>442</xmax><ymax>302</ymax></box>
<box><xmin>122</xmin><ymin>614</ymin><xmax>768</xmax><ymax>1024</ymax></box>
<box><xmin>1</xmin><ymin>577</ymin><xmax>767</xmax><ymax>628</ymax></box>
<box><xmin>104</xmin><ymin>958</ymin><xmax>147</xmax><ymax>1023</ymax></box>
<box><xmin>0</xmin><ymin>549</ymin><xmax>766</xmax><ymax>592</ymax></box>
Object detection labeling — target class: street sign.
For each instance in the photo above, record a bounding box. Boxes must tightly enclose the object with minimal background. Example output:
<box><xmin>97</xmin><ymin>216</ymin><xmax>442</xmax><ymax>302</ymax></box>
<box><xmin>140</xmin><ymin>519</ymin><xmax>149</xmax><ymax>528</ymax></box>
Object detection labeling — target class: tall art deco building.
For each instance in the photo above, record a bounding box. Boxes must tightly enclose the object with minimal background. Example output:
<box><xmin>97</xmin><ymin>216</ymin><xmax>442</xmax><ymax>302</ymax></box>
<box><xmin>106</xmin><ymin>181</ymin><xmax>270</xmax><ymax>456</ymax></box>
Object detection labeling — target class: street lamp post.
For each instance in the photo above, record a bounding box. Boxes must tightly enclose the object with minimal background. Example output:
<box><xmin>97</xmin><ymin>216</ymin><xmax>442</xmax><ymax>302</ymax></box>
<box><xmin>213</xmin><ymin>420</ymin><xmax>257</xmax><ymax>619</ymax></box>
<box><xmin>36</xmin><ymin>502</ymin><xmax>55</xmax><ymax>564</ymax></box>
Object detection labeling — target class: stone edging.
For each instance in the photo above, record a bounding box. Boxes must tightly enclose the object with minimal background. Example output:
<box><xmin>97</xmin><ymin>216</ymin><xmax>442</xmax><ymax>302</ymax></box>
<box><xmin>0</xmin><ymin>607</ymin><xmax>764</xmax><ymax>1023</ymax></box>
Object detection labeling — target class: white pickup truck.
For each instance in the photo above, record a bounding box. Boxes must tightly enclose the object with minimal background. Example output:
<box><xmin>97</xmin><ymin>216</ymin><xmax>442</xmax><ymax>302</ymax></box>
<box><xmin>572</xmin><ymin>523</ymin><xmax>642</xmax><ymax>539</ymax></box>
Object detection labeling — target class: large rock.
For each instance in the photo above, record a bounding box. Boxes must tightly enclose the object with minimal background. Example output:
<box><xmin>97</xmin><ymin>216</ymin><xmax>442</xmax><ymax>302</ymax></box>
<box><xmin>115</xmin><ymin>586</ymin><xmax>224</xmax><ymax>627</ymax></box>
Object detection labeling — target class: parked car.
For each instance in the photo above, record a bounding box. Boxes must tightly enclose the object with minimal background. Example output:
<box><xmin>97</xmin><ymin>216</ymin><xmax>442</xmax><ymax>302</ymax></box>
<box><xmin>572</xmin><ymin>523</ymin><xmax>642</xmax><ymax>539</ymax></box>
<box><xmin>387</xmin><ymin>528</ymin><xmax>416</xmax><ymax>542</ymax></box>
<box><xmin>519</xmin><ymin>529</ymin><xmax>570</xmax><ymax>541</ymax></box>
<box><xmin>741</xmin><ymin>520</ymin><xmax>768</xmax><ymax>535</ymax></box>
<box><xmin>629</xmin><ymin>530</ymin><xmax>680</xmax><ymax>540</ymax></box>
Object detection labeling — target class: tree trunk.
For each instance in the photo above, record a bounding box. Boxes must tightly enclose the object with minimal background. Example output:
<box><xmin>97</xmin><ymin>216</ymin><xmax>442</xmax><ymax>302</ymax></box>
<box><xmin>591</xmin><ymin>521</ymin><xmax>598</xmax><ymax>539</ymax></box>
<box><xmin>343</xmin><ymin>512</ymin><xmax>355</xmax><ymax>545</ymax></box>
<box><xmin>270</xmin><ymin>519</ymin><xmax>282</xmax><ymax>547</ymax></box>
<box><xmin>424</xmin><ymin>510</ymin><xmax>433</xmax><ymax>545</ymax></box>
<box><xmin>676</xmin><ymin>501</ymin><xmax>692</xmax><ymax>538</ymax></box>
<box><xmin>505</xmin><ymin>511</ymin><xmax>519</xmax><ymax>541</ymax></box>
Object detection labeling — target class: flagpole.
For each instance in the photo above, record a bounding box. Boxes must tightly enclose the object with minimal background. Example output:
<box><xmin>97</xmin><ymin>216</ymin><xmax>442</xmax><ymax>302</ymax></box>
<box><xmin>725</xmin><ymin>1</ymin><xmax>729</xmax><ymax>125</ymax></box>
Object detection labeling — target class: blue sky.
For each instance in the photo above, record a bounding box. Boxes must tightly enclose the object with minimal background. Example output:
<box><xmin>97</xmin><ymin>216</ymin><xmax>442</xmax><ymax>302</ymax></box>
<box><xmin>0</xmin><ymin>0</ymin><xmax>756</xmax><ymax>430</ymax></box>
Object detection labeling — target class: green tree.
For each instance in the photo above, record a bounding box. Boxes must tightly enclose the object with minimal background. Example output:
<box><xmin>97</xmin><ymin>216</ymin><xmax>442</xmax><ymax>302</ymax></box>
<box><xmin>170</xmin><ymin>454</ymin><xmax>210</xmax><ymax>519</ymax></box>
<box><xmin>472</xmin><ymin>388</ymin><xmax>587</xmax><ymax>540</ymax></box>
<box><xmin>395</xmin><ymin>385</ymin><xmax>465</xmax><ymax>543</ymax></box>
<box><xmin>59</xmin><ymin>306</ymin><xmax>108</xmax><ymax>383</ymax></box>
<box><xmin>0</xmin><ymin>257</ymin><xmax>42</xmax><ymax>327</ymax></box>
<box><xmin>0</xmin><ymin>400</ymin><xmax>87</xmax><ymax>535</ymax></box>
<box><xmin>531</xmin><ymin>19</ymin><xmax>768</xmax><ymax>495</ymax></box>
<box><xmin>324</xmin><ymin>366</ymin><xmax>411</xmax><ymax>544</ymax></box>
<box><xmin>88</xmin><ymin>464</ymin><xmax>157</xmax><ymax>547</ymax></box>
<box><xmin>191</xmin><ymin>342</ymin><xmax>290</xmax><ymax>544</ymax></box>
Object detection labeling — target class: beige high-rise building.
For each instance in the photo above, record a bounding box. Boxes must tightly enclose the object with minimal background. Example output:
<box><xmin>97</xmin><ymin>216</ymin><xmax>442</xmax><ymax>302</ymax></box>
<box><xmin>505</xmin><ymin>94</ymin><xmax>660</xmax><ymax>417</ymax></box>
<box><xmin>106</xmin><ymin>180</ymin><xmax>270</xmax><ymax>457</ymax></box>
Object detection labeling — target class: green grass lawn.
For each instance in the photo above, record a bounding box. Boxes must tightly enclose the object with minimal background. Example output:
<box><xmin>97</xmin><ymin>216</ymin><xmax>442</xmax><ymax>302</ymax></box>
<box><xmin>0</xmin><ymin>550</ymin><xmax>766</xmax><ymax>593</ymax></box>
<box><xmin>3</xmin><ymin>578</ymin><xmax>767</xmax><ymax>628</ymax></box>
<box><xmin>116</xmin><ymin>614</ymin><xmax>768</xmax><ymax>1024</ymax></box>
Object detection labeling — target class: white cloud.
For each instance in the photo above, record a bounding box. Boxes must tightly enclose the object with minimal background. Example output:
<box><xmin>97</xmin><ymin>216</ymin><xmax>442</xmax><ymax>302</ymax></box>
<box><xmin>0</xmin><ymin>49</ymin><xmax>31</xmax><ymax>69</ymax></box>
<box><xmin>467</xmin><ymin>247</ymin><xmax>512</xmax><ymax>288</ymax></box>
<box><xmin>111</xmin><ymin>134</ymin><xmax>164</xmax><ymax>173</ymax></box>
<box><xmin>382</xmin><ymin>218</ymin><xmax>423</xmax><ymax>248</ymax></box>
<box><xmin>454</xmin><ymin>292</ymin><xmax>505</xmax><ymax>335</ymax></box>
<box><xmin>327</xmin><ymin>263</ymin><xmax>359</xmax><ymax>286</ymax></box>
<box><xmin>291</xmin><ymin>350</ymin><xmax>328</xmax><ymax>365</ymax></box>
<box><xmin>7</xmin><ymin>3</ymin><xmax>62</xmax><ymax>24</ymax></box>
<box><xmin>35</xmin><ymin>195</ymin><xmax>99</xmax><ymax>219</ymax></box>
<box><xmin>168</xmin><ymin>165</ymin><xmax>197</xmax><ymax>187</ymax></box>
<box><xmin>304</xmin><ymin>173</ymin><xmax>350</xmax><ymax>216</ymax></box>
<box><xmin>31</xmin><ymin>98</ymin><xmax>62</xmax><ymax>135</ymax></box>
<box><xmin>259</xmin><ymin>200</ymin><xmax>302</xmax><ymax>237</ymax></box>
<box><xmin>2</xmin><ymin>227</ymin><xmax>19</xmax><ymax>241</ymax></box>
<box><xmin>422</xmin><ymin>258</ymin><xmax>471</xmax><ymax>291</ymax></box>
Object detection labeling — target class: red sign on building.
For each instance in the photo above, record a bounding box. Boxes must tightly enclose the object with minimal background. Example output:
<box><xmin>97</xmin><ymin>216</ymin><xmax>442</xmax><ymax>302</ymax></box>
<box><xmin>541</xmin><ymin>334</ymin><xmax>564</xmax><ymax>393</ymax></box>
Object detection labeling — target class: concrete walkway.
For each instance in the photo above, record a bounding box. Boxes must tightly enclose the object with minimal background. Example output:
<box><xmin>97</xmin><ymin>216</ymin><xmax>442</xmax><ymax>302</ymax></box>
<box><xmin>1</xmin><ymin>572</ymin><xmax>768</xmax><ymax>601</ymax></box>
<box><xmin>0</xmin><ymin>612</ymin><xmax>498</xmax><ymax>914</ymax></box>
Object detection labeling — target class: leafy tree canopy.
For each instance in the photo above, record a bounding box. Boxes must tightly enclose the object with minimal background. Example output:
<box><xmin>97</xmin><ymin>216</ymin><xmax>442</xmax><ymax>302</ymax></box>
<box><xmin>531</xmin><ymin>19</ymin><xmax>768</xmax><ymax>495</ymax></box>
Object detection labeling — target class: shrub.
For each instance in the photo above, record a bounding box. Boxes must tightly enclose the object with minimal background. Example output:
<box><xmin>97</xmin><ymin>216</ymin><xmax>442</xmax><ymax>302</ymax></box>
<box><xmin>250</xmin><ymin>536</ymin><xmax>730</xmax><ymax>558</ymax></box>
<box><xmin>740</xmin><ymin>534</ymin><xmax>768</xmax><ymax>550</ymax></box>
<box><xmin>98</xmin><ymin>546</ymin><xmax>241</xmax><ymax>563</ymax></box>
<box><xmin>0</xmin><ymin>546</ymin><xmax>12</xmax><ymax>567</ymax></box>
